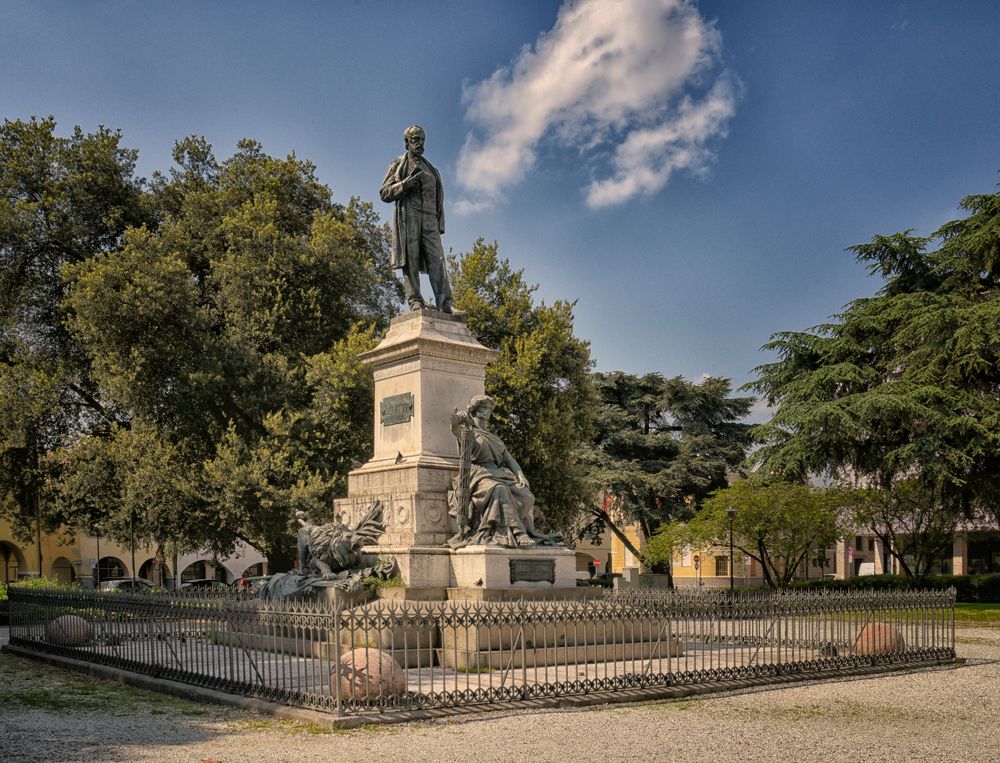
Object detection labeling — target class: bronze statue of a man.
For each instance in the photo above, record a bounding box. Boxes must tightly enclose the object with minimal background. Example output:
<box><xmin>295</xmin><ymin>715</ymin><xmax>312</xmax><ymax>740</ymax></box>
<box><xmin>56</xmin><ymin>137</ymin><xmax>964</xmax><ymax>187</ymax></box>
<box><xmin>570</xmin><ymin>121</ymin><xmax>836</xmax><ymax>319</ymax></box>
<box><xmin>380</xmin><ymin>125</ymin><xmax>453</xmax><ymax>313</ymax></box>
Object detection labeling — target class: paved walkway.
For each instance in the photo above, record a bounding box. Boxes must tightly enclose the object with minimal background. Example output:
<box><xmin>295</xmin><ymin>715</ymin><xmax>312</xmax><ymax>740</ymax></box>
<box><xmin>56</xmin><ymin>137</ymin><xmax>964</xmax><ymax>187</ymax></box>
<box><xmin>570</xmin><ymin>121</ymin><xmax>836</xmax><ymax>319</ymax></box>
<box><xmin>1</xmin><ymin>625</ymin><xmax>997</xmax><ymax>762</ymax></box>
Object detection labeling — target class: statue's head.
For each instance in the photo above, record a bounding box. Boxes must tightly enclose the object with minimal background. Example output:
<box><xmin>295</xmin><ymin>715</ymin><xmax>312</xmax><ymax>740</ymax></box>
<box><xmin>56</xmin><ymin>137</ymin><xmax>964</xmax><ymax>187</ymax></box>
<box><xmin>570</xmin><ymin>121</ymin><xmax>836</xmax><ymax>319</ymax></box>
<box><xmin>467</xmin><ymin>394</ymin><xmax>495</xmax><ymax>421</ymax></box>
<box><xmin>404</xmin><ymin>124</ymin><xmax>425</xmax><ymax>156</ymax></box>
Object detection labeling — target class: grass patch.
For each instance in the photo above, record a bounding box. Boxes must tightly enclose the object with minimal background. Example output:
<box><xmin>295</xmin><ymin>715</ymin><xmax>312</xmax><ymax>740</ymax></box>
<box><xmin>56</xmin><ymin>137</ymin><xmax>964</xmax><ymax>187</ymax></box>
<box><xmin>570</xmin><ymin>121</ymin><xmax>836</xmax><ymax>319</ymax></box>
<box><xmin>0</xmin><ymin>650</ymin><xmax>225</xmax><ymax>717</ymax></box>
<box><xmin>228</xmin><ymin>718</ymin><xmax>333</xmax><ymax>735</ymax></box>
<box><xmin>454</xmin><ymin>665</ymin><xmax>492</xmax><ymax>673</ymax></box>
<box><xmin>652</xmin><ymin>698</ymin><xmax>696</xmax><ymax>711</ymax></box>
<box><xmin>229</xmin><ymin>718</ymin><xmax>400</xmax><ymax>736</ymax></box>
<box><xmin>746</xmin><ymin>699</ymin><xmax>975</xmax><ymax>724</ymax></box>
<box><xmin>956</xmin><ymin>635</ymin><xmax>1000</xmax><ymax>646</ymax></box>
<box><xmin>954</xmin><ymin>603</ymin><xmax>1000</xmax><ymax>623</ymax></box>
<box><xmin>335</xmin><ymin>722</ymin><xmax>400</xmax><ymax>735</ymax></box>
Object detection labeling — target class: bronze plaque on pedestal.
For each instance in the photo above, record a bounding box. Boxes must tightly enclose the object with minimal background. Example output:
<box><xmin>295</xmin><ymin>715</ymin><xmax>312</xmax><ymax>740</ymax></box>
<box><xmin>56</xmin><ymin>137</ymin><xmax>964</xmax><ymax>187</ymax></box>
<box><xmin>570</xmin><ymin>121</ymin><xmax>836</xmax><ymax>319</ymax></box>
<box><xmin>509</xmin><ymin>558</ymin><xmax>556</xmax><ymax>584</ymax></box>
<box><xmin>380</xmin><ymin>393</ymin><xmax>414</xmax><ymax>426</ymax></box>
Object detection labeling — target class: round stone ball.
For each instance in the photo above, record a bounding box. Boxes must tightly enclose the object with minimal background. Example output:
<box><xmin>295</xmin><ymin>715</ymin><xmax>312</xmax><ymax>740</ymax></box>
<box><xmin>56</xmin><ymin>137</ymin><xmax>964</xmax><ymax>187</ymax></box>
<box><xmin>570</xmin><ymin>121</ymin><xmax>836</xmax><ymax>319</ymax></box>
<box><xmin>852</xmin><ymin>622</ymin><xmax>906</xmax><ymax>656</ymax></box>
<box><xmin>45</xmin><ymin>614</ymin><xmax>94</xmax><ymax>646</ymax></box>
<box><xmin>336</xmin><ymin>647</ymin><xmax>407</xmax><ymax>699</ymax></box>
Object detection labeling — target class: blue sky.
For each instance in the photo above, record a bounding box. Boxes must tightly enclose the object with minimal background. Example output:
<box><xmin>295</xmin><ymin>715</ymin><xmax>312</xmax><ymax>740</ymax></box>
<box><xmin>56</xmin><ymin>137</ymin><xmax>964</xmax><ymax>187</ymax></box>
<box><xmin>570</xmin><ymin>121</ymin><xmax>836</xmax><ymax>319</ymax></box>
<box><xmin>3</xmin><ymin>1</ymin><xmax>999</xmax><ymax>419</ymax></box>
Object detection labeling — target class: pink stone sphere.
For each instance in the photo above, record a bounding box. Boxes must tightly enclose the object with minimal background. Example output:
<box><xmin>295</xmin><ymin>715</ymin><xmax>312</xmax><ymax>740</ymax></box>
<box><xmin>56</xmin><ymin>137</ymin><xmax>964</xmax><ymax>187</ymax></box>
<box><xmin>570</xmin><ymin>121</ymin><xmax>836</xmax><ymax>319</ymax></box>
<box><xmin>852</xmin><ymin>622</ymin><xmax>906</xmax><ymax>656</ymax></box>
<box><xmin>336</xmin><ymin>647</ymin><xmax>407</xmax><ymax>699</ymax></box>
<box><xmin>45</xmin><ymin>614</ymin><xmax>94</xmax><ymax>646</ymax></box>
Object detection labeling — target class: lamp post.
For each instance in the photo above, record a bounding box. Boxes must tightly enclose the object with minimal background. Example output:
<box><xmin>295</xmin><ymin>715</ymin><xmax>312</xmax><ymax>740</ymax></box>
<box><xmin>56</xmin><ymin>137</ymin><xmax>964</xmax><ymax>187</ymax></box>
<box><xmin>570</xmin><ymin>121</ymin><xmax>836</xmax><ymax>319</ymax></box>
<box><xmin>726</xmin><ymin>506</ymin><xmax>736</xmax><ymax>593</ymax></box>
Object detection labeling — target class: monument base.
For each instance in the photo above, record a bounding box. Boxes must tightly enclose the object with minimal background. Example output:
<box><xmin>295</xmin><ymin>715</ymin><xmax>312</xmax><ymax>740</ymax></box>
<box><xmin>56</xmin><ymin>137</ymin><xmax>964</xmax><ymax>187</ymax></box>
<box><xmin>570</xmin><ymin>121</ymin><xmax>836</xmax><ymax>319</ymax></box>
<box><xmin>365</xmin><ymin>543</ymin><xmax>584</xmax><ymax>600</ymax></box>
<box><xmin>364</xmin><ymin>544</ymin><xmax>451</xmax><ymax>601</ymax></box>
<box><xmin>450</xmin><ymin>545</ymin><xmax>577</xmax><ymax>589</ymax></box>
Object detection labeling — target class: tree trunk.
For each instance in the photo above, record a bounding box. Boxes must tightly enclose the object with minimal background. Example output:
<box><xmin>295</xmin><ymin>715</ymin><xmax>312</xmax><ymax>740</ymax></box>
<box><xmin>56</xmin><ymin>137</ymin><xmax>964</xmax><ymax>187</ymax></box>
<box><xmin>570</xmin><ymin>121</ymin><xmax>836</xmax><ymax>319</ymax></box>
<box><xmin>590</xmin><ymin>508</ymin><xmax>643</xmax><ymax>560</ymax></box>
<box><xmin>264</xmin><ymin>543</ymin><xmax>296</xmax><ymax>574</ymax></box>
<box><xmin>757</xmin><ymin>540</ymin><xmax>777</xmax><ymax>589</ymax></box>
<box><xmin>875</xmin><ymin>527</ymin><xmax>914</xmax><ymax>579</ymax></box>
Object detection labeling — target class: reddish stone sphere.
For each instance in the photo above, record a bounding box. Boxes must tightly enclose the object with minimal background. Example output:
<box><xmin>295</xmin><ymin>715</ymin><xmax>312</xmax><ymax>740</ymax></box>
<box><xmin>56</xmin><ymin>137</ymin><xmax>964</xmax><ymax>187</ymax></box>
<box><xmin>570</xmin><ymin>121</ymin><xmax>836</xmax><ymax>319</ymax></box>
<box><xmin>336</xmin><ymin>647</ymin><xmax>407</xmax><ymax>699</ymax></box>
<box><xmin>852</xmin><ymin>622</ymin><xmax>906</xmax><ymax>656</ymax></box>
<box><xmin>45</xmin><ymin>614</ymin><xmax>94</xmax><ymax>646</ymax></box>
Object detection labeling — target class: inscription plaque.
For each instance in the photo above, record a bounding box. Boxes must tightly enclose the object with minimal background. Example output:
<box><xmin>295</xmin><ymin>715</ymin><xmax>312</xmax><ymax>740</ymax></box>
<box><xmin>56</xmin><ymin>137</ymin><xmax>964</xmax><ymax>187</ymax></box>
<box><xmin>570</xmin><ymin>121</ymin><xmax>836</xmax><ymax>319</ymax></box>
<box><xmin>509</xmin><ymin>558</ymin><xmax>556</xmax><ymax>584</ymax></box>
<box><xmin>380</xmin><ymin>393</ymin><xmax>414</xmax><ymax>426</ymax></box>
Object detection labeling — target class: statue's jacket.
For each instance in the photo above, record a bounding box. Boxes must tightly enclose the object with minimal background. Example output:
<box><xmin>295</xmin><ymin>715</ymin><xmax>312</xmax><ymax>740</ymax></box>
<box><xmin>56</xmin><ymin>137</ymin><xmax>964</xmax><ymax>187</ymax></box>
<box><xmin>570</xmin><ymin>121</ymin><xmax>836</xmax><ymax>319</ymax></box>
<box><xmin>379</xmin><ymin>153</ymin><xmax>445</xmax><ymax>272</ymax></box>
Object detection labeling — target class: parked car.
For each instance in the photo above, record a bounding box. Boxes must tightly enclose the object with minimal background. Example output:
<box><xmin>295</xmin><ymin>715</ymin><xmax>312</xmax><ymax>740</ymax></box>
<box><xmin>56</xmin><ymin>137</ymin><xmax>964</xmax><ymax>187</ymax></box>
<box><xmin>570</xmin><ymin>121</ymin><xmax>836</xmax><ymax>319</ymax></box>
<box><xmin>98</xmin><ymin>578</ymin><xmax>161</xmax><ymax>593</ymax></box>
<box><xmin>179</xmin><ymin>578</ymin><xmax>231</xmax><ymax>590</ymax></box>
<box><xmin>234</xmin><ymin>575</ymin><xmax>271</xmax><ymax>593</ymax></box>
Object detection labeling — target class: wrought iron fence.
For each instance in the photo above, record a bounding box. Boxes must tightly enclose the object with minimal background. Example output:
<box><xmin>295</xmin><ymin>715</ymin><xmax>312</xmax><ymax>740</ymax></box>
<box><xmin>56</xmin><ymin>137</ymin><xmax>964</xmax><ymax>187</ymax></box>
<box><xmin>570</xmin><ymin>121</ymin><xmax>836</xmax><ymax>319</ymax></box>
<box><xmin>7</xmin><ymin>587</ymin><xmax>955</xmax><ymax>715</ymax></box>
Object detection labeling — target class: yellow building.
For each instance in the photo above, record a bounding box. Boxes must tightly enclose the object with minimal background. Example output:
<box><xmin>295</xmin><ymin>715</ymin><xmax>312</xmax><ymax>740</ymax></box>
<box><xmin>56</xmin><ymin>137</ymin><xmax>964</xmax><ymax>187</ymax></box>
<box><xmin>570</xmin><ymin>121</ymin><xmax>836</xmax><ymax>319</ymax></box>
<box><xmin>609</xmin><ymin>522</ymin><xmax>834</xmax><ymax>588</ymax></box>
<box><xmin>0</xmin><ymin>518</ymin><xmax>266</xmax><ymax>587</ymax></box>
<box><xmin>609</xmin><ymin>519</ymin><xmax>1000</xmax><ymax>587</ymax></box>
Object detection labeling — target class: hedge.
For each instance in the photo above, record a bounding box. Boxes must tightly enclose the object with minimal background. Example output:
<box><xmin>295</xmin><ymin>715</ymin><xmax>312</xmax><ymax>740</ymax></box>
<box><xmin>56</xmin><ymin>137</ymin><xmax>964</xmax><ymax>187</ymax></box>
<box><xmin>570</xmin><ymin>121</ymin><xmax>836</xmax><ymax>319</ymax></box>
<box><xmin>789</xmin><ymin>572</ymin><xmax>1000</xmax><ymax>602</ymax></box>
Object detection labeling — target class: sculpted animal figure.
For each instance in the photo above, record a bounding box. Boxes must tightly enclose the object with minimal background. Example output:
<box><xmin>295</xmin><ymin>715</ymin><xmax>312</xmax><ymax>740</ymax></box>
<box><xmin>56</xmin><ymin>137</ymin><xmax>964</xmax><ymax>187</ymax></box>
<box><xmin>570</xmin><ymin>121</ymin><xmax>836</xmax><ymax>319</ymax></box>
<box><xmin>258</xmin><ymin>501</ymin><xmax>389</xmax><ymax>601</ymax></box>
<box><xmin>296</xmin><ymin>500</ymin><xmax>386</xmax><ymax>579</ymax></box>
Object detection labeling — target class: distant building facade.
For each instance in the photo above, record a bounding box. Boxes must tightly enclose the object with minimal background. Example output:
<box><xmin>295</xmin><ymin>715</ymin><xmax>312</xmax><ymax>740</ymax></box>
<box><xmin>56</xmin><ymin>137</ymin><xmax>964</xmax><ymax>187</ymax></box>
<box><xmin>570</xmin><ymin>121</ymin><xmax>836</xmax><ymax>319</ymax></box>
<box><xmin>0</xmin><ymin>518</ymin><xmax>267</xmax><ymax>588</ymax></box>
<box><xmin>608</xmin><ymin>519</ymin><xmax>1000</xmax><ymax>587</ymax></box>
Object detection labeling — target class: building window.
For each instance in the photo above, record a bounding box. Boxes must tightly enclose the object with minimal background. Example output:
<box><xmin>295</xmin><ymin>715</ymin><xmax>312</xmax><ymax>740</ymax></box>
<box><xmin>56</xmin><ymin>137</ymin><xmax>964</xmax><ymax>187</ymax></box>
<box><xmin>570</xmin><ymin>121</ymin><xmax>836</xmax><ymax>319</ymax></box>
<box><xmin>868</xmin><ymin>537</ymin><xmax>876</xmax><ymax>552</ymax></box>
<box><xmin>715</xmin><ymin>556</ymin><xmax>728</xmax><ymax>577</ymax></box>
<box><xmin>855</xmin><ymin>536</ymin><xmax>864</xmax><ymax>553</ymax></box>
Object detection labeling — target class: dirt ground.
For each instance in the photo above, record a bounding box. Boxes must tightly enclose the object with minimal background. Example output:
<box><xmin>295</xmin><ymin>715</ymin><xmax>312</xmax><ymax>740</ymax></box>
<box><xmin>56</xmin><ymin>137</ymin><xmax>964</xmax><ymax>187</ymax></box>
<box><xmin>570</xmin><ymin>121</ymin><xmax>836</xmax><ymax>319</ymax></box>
<box><xmin>1</xmin><ymin>625</ymin><xmax>997</xmax><ymax>763</ymax></box>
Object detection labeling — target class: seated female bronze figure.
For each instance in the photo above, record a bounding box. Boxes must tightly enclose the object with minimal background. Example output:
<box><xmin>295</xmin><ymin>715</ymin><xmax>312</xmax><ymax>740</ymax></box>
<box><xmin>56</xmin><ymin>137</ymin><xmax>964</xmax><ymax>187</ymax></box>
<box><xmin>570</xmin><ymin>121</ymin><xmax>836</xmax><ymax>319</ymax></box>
<box><xmin>448</xmin><ymin>395</ymin><xmax>562</xmax><ymax>549</ymax></box>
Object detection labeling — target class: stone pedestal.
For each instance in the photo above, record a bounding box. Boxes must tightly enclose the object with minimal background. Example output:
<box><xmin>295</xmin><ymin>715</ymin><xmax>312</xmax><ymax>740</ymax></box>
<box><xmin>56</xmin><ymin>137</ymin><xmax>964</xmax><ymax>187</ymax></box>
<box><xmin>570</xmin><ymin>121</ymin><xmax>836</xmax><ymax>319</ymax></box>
<box><xmin>335</xmin><ymin>309</ymin><xmax>498</xmax><ymax>586</ymax></box>
<box><xmin>335</xmin><ymin>308</ymin><xmax>584</xmax><ymax>601</ymax></box>
<box><xmin>450</xmin><ymin>546</ymin><xmax>577</xmax><ymax>589</ymax></box>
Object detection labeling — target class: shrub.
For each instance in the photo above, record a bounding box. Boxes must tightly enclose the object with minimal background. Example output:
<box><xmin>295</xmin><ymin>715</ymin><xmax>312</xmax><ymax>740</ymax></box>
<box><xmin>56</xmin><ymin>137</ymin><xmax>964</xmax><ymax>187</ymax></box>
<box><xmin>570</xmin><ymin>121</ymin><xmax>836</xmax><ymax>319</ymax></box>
<box><xmin>972</xmin><ymin>573</ymin><xmax>1000</xmax><ymax>603</ymax></box>
<box><xmin>577</xmin><ymin>574</ymin><xmax>615</xmax><ymax>588</ymax></box>
<box><xmin>787</xmin><ymin>572</ymin><xmax>1000</xmax><ymax>602</ymax></box>
<box><xmin>9</xmin><ymin>577</ymin><xmax>77</xmax><ymax>592</ymax></box>
<box><xmin>363</xmin><ymin>575</ymin><xmax>405</xmax><ymax>593</ymax></box>
<box><xmin>0</xmin><ymin>581</ymin><xmax>7</xmax><ymax>602</ymax></box>
<box><xmin>789</xmin><ymin>574</ymin><xmax>912</xmax><ymax>593</ymax></box>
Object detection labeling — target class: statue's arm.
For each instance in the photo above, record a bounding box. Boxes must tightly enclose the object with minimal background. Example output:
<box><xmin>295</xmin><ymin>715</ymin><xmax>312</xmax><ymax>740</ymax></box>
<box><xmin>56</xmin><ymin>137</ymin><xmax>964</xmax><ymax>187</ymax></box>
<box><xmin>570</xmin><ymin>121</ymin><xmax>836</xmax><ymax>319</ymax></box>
<box><xmin>380</xmin><ymin>159</ymin><xmax>420</xmax><ymax>203</ymax></box>
<box><xmin>436</xmin><ymin>168</ymin><xmax>445</xmax><ymax>234</ymax></box>
<box><xmin>451</xmin><ymin>409</ymin><xmax>473</xmax><ymax>439</ymax></box>
<box><xmin>313</xmin><ymin>558</ymin><xmax>335</xmax><ymax>578</ymax></box>
<box><xmin>503</xmin><ymin>448</ymin><xmax>529</xmax><ymax>488</ymax></box>
<box><xmin>379</xmin><ymin>159</ymin><xmax>406</xmax><ymax>202</ymax></box>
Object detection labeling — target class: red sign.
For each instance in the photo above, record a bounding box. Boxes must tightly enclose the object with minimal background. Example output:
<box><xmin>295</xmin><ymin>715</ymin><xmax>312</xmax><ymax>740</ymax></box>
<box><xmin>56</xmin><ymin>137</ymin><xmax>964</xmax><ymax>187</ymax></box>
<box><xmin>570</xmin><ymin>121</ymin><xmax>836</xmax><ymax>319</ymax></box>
<box><xmin>593</xmin><ymin>560</ymin><xmax>601</xmax><ymax>566</ymax></box>
<box><xmin>693</xmin><ymin>554</ymin><xmax>701</xmax><ymax>563</ymax></box>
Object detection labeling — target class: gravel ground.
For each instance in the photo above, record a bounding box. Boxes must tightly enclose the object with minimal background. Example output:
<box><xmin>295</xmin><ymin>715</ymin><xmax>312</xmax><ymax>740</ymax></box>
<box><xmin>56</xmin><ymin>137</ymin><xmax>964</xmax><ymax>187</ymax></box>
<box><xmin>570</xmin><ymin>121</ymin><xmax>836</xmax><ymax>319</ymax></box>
<box><xmin>1</xmin><ymin>625</ymin><xmax>997</xmax><ymax>763</ymax></box>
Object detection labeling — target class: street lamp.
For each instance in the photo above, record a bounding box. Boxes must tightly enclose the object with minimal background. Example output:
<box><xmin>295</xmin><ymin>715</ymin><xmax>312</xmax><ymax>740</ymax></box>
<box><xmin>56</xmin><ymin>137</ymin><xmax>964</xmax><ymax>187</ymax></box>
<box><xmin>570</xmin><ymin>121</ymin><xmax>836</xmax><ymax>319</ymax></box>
<box><xmin>726</xmin><ymin>506</ymin><xmax>736</xmax><ymax>593</ymax></box>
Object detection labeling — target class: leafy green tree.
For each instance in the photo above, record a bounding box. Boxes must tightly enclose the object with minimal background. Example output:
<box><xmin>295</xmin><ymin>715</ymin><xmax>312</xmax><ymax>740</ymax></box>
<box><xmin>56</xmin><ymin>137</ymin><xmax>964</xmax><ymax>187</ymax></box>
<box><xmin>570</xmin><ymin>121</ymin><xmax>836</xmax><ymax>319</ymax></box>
<box><xmin>449</xmin><ymin>239</ymin><xmax>595</xmax><ymax>531</ymax></box>
<box><xmin>687</xmin><ymin>481</ymin><xmax>843</xmax><ymax>589</ymax></box>
<box><xmin>0</xmin><ymin>117</ymin><xmax>150</xmax><ymax>543</ymax></box>
<box><xmin>43</xmin><ymin>424</ymin><xmax>198</xmax><ymax>556</ymax></box>
<box><xmin>61</xmin><ymin>137</ymin><xmax>397</xmax><ymax>569</ymax></box>
<box><xmin>840</xmin><ymin>481</ymin><xmax>959</xmax><ymax>579</ymax></box>
<box><xmin>749</xmin><ymin>180</ymin><xmax>1000</xmax><ymax>534</ymax></box>
<box><xmin>583</xmin><ymin>371</ymin><xmax>752</xmax><ymax>580</ymax></box>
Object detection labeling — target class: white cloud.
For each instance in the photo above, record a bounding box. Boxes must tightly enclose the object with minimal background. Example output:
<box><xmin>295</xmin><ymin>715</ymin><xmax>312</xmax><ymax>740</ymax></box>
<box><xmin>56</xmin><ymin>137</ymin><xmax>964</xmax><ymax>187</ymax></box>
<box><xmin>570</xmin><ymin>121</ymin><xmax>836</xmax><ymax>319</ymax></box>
<box><xmin>456</xmin><ymin>0</ymin><xmax>738</xmax><ymax>212</ymax></box>
<box><xmin>747</xmin><ymin>396</ymin><xmax>774</xmax><ymax>424</ymax></box>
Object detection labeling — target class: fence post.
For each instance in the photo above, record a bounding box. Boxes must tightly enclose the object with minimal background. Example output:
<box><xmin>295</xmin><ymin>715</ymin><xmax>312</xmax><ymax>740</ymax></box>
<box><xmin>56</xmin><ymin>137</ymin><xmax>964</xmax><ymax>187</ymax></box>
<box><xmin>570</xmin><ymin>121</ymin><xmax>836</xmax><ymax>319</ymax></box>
<box><xmin>520</xmin><ymin>599</ymin><xmax>529</xmax><ymax>700</ymax></box>
<box><xmin>332</xmin><ymin>606</ymin><xmax>344</xmax><ymax>716</ymax></box>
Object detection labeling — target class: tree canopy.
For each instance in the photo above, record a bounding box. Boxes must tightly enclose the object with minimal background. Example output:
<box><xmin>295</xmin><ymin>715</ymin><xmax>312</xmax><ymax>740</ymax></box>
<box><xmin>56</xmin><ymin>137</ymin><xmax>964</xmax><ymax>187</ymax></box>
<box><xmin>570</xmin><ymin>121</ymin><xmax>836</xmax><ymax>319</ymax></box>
<box><xmin>749</xmin><ymin>180</ymin><xmax>1000</xmax><ymax>529</ymax></box>
<box><xmin>0</xmin><ymin>116</ymin><xmax>151</xmax><ymax>542</ymax></box>
<box><xmin>582</xmin><ymin>371</ymin><xmax>752</xmax><ymax>574</ymax></box>
<box><xmin>2</xmin><ymin>120</ymin><xmax>399</xmax><ymax>568</ymax></box>
<box><xmin>838</xmin><ymin>481</ymin><xmax>957</xmax><ymax>579</ymax></box>
<box><xmin>449</xmin><ymin>239</ymin><xmax>595</xmax><ymax>531</ymax></box>
<box><xmin>684</xmin><ymin>481</ymin><xmax>843</xmax><ymax>589</ymax></box>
